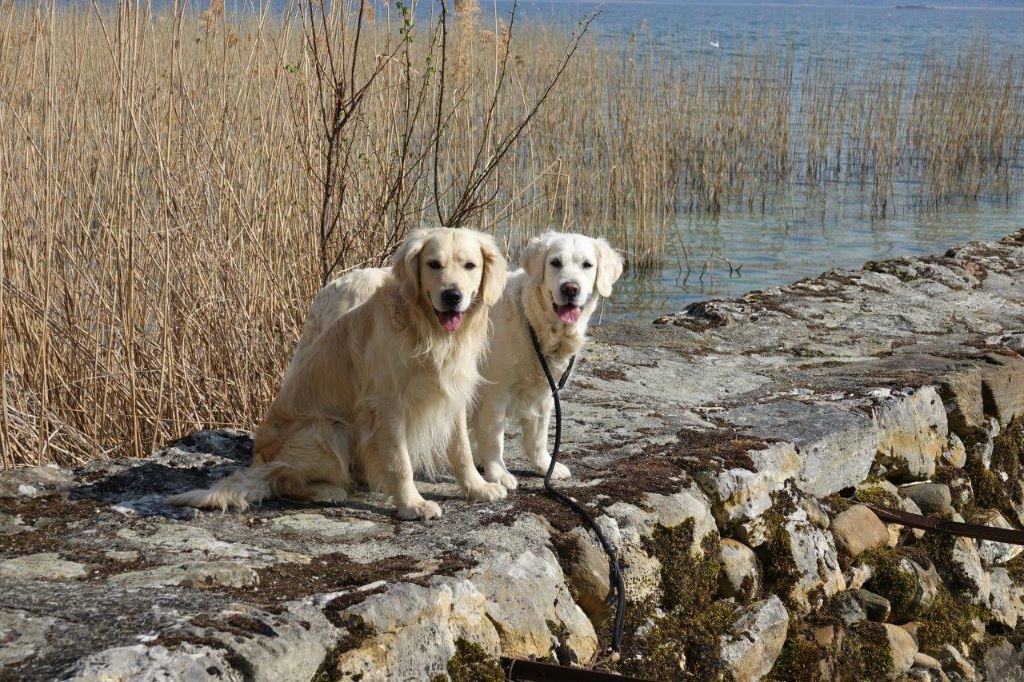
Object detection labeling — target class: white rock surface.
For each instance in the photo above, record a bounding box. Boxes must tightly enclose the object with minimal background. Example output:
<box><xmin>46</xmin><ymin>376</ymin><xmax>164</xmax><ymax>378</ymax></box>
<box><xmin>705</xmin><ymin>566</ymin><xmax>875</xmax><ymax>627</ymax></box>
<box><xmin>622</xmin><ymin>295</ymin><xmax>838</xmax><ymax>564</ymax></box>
<box><xmin>719</xmin><ymin>595</ymin><xmax>789</xmax><ymax>681</ymax></box>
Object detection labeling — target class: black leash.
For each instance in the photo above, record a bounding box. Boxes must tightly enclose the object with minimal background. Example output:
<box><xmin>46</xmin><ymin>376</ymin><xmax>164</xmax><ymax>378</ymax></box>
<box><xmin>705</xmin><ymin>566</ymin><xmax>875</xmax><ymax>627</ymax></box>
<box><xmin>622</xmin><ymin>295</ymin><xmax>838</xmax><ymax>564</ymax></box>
<box><xmin>528</xmin><ymin>324</ymin><xmax>627</xmax><ymax>653</ymax></box>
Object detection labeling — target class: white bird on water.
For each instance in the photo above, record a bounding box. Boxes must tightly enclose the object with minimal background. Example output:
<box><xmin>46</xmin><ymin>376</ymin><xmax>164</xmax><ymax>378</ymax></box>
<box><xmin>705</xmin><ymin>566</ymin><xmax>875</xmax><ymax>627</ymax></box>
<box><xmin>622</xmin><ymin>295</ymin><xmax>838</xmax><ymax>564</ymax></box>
<box><xmin>709</xmin><ymin>39</ymin><xmax>720</xmax><ymax>48</ymax></box>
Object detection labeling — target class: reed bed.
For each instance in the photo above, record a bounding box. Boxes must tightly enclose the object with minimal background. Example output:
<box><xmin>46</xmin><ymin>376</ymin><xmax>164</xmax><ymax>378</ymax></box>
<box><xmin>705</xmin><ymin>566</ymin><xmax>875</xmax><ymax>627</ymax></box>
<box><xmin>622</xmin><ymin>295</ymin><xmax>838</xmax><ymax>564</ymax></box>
<box><xmin>1</xmin><ymin>1</ymin><xmax>1022</xmax><ymax>466</ymax></box>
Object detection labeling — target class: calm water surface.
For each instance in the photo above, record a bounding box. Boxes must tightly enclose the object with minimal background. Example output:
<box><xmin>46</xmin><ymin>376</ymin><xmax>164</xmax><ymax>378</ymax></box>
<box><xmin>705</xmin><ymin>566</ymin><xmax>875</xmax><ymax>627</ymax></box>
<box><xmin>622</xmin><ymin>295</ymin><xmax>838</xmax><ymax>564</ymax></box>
<box><xmin>495</xmin><ymin>1</ymin><xmax>1024</xmax><ymax>320</ymax></box>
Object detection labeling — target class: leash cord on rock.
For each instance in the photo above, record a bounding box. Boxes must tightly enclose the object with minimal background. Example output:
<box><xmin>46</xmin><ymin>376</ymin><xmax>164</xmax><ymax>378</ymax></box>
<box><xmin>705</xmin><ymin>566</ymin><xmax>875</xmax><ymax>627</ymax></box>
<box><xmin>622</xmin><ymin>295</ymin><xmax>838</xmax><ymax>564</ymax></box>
<box><xmin>528</xmin><ymin>325</ymin><xmax>626</xmax><ymax>653</ymax></box>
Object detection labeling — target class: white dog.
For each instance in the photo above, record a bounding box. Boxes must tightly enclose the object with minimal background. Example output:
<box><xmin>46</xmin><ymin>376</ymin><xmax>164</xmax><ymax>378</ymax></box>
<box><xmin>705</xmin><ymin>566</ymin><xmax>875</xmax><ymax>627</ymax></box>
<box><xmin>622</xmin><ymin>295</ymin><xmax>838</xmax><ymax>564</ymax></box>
<box><xmin>470</xmin><ymin>232</ymin><xmax>624</xmax><ymax>489</ymax></box>
<box><xmin>167</xmin><ymin>228</ymin><xmax>508</xmax><ymax>520</ymax></box>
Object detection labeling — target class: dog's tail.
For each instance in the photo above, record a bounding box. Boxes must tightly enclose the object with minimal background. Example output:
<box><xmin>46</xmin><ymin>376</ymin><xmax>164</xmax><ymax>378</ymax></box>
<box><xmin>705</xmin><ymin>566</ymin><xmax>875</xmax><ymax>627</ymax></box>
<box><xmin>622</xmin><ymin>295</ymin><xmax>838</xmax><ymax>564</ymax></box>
<box><xmin>165</xmin><ymin>464</ymin><xmax>280</xmax><ymax>511</ymax></box>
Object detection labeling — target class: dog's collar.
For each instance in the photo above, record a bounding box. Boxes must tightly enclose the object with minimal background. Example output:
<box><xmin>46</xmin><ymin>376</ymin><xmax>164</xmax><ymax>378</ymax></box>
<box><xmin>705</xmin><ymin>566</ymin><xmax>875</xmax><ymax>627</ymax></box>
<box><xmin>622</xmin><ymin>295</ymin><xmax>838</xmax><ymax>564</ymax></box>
<box><xmin>527</xmin><ymin>324</ymin><xmax>575</xmax><ymax>394</ymax></box>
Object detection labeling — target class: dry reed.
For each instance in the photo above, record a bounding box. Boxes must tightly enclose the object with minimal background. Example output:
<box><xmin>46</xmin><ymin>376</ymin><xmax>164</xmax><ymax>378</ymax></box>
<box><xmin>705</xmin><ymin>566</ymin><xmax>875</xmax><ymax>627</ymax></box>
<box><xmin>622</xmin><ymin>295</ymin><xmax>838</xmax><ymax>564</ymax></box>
<box><xmin>1</xmin><ymin>1</ymin><xmax>1022</xmax><ymax>466</ymax></box>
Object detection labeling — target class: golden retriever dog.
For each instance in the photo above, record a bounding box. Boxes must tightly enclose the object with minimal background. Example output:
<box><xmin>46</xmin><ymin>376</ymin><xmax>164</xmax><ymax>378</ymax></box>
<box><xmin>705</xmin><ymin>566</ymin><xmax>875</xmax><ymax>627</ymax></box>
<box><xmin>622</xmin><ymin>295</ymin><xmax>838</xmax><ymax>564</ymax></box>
<box><xmin>166</xmin><ymin>228</ymin><xmax>508</xmax><ymax>520</ymax></box>
<box><xmin>470</xmin><ymin>232</ymin><xmax>624</xmax><ymax>489</ymax></box>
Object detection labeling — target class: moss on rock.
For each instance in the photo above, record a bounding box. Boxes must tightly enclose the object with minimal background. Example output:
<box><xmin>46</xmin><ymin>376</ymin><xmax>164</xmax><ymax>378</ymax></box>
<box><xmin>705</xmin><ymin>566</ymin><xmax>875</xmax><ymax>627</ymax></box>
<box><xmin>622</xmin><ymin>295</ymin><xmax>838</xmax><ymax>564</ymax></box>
<box><xmin>766</xmin><ymin>629</ymin><xmax>827</xmax><ymax>681</ymax></box>
<box><xmin>916</xmin><ymin>587</ymin><xmax>977</xmax><ymax>654</ymax></box>
<box><xmin>835</xmin><ymin>622</ymin><xmax>895</xmax><ymax>680</ymax></box>
<box><xmin>612</xmin><ymin>518</ymin><xmax>735</xmax><ymax>681</ymax></box>
<box><xmin>436</xmin><ymin>639</ymin><xmax>504</xmax><ymax>682</ymax></box>
<box><xmin>964</xmin><ymin>415</ymin><xmax>1024</xmax><ymax>523</ymax></box>
<box><xmin>857</xmin><ymin>547</ymin><xmax>922</xmax><ymax>620</ymax></box>
<box><xmin>760</xmin><ymin>507</ymin><xmax>802</xmax><ymax>609</ymax></box>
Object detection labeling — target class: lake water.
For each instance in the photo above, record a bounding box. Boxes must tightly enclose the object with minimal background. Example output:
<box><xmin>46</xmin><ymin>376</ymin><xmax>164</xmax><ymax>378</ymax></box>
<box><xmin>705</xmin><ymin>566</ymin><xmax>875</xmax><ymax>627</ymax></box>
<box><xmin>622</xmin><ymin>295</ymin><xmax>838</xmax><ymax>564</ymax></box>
<box><xmin>488</xmin><ymin>1</ymin><xmax>1024</xmax><ymax>320</ymax></box>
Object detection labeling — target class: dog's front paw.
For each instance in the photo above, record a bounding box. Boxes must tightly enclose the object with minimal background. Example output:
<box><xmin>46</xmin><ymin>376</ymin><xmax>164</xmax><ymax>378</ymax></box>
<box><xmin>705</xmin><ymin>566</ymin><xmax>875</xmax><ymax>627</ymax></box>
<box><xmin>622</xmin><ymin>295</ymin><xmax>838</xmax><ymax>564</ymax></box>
<box><xmin>533</xmin><ymin>457</ymin><xmax>571</xmax><ymax>480</ymax></box>
<box><xmin>483</xmin><ymin>465</ymin><xmax>519</xmax><ymax>491</ymax></box>
<box><xmin>467</xmin><ymin>481</ymin><xmax>508</xmax><ymax>503</ymax></box>
<box><xmin>397</xmin><ymin>499</ymin><xmax>443</xmax><ymax>521</ymax></box>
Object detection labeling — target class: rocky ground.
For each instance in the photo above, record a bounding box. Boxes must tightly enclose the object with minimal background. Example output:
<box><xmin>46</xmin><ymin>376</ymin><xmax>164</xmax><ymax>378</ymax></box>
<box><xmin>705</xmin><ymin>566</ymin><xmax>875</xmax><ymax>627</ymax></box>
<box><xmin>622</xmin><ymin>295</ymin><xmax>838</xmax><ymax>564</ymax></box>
<box><xmin>4</xmin><ymin>232</ymin><xmax>1024</xmax><ymax>681</ymax></box>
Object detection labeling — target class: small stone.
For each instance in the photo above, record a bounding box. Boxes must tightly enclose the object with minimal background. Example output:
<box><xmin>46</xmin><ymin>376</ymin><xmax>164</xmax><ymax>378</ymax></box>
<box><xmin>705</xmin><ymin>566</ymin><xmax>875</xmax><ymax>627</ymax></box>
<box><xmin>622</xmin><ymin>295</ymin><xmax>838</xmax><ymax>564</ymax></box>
<box><xmin>950</xmin><ymin>536</ymin><xmax>990</xmax><ymax>607</ymax></box>
<box><xmin>884</xmin><ymin>623</ymin><xmax>918</xmax><ymax>678</ymax></box>
<box><xmin>852</xmin><ymin>589</ymin><xmax>891</xmax><ymax>622</ymax></box>
<box><xmin>800</xmin><ymin>497</ymin><xmax>831</xmax><ymax>529</ymax></box>
<box><xmin>902</xmin><ymin>622</ymin><xmax>921</xmax><ymax>646</ymax></box>
<box><xmin>692</xmin><ymin>442</ymin><xmax>801</xmax><ymax>526</ymax></box>
<box><xmin>937</xmin><ymin>644</ymin><xmax>979</xmax><ymax>682</ymax></box>
<box><xmin>772</xmin><ymin>517</ymin><xmax>846</xmax><ymax>613</ymax></box>
<box><xmin>886</xmin><ymin>525</ymin><xmax>901</xmax><ymax>547</ymax></box>
<box><xmin>469</xmin><ymin>550</ymin><xmax>596</xmax><ymax>662</ymax></box>
<box><xmin>845</xmin><ymin>563</ymin><xmax>873</xmax><ymax>590</ymax></box>
<box><xmin>901</xmin><ymin>483</ymin><xmax>952</xmax><ymax>516</ymax></box>
<box><xmin>874</xmin><ymin>387</ymin><xmax>949</xmax><ymax>480</ymax></box>
<box><xmin>988</xmin><ymin>568</ymin><xmax>1024</xmax><ymax>631</ymax></box>
<box><xmin>973</xmin><ymin>509</ymin><xmax>1023</xmax><ymax>566</ymax></box>
<box><xmin>718</xmin><ymin>539</ymin><xmax>760</xmax><ymax>601</ymax></box>
<box><xmin>937</xmin><ymin>369</ymin><xmax>985</xmax><ymax>439</ymax></box>
<box><xmin>830</xmin><ymin>505</ymin><xmax>889</xmax><ymax>558</ymax></box>
<box><xmin>0</xmin><ymin>553</ymin><xmax>88</xmax><ymax>581</ymax></box>
<box><xmin>980</xmin><ymin>357</ymin><xmax>1024</xmax><ymax>426</ymax></box>
<box><xmin>913</xmin><ymin>652</ymin><xmax>943</xmax><ymax>671</ymax></box>
<box><xmin>941</xmin><ymin>434</ymin><xmax>967</xmax><ymax>468</ymax></box>
<box><xmin>982</xmin><ymin>640</ymin><xmax>1024</xmax><ymax>682</ymax></box>
<box><xmin>563</xmin><ymin>525</ymin><xmax>612</xmax><ymax>619</ymax></box>
<box><xmin>17</xmin><ymin>484</ymin><xmax>38</xmax><ymax>497</ymax></box>
<box><xmin>718</xmin><ymin>595</ymin><xmax>789</xmax><ymax>682</ymax></box>
<box><xmin>832</xmin><ymin>591</ymin><xmax>867</xmax><ymax>626</ymax></box>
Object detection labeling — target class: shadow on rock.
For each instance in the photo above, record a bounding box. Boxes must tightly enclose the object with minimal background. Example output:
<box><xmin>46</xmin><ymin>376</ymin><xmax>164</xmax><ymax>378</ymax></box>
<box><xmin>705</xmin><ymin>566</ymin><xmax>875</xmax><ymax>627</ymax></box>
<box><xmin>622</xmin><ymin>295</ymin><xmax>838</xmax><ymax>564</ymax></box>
<box><xmin>70</xmin><ymin>429</ymin><xmax>255</xmax><ymax>520</ymax></box>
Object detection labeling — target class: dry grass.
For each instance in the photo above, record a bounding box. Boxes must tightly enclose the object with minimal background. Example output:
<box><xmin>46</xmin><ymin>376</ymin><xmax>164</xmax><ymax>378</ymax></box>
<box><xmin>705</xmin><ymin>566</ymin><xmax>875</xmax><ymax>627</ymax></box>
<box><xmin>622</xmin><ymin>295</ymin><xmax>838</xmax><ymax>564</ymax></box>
<box><xmin>1</xmin><ymin>1</ymin><xmax>1022</xmax><ymax>466</ymax></box>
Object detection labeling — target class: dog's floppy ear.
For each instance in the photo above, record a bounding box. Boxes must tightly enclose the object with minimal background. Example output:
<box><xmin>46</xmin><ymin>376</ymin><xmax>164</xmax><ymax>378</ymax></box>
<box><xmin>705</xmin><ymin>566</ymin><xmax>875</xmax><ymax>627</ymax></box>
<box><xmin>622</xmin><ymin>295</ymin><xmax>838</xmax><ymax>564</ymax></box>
<box><xmin>392</xmin><ymin>229</ymin><xmax>430</xmax><ymax>302</ymax></box>
<box><xmin>521</xmin><ymin>232</ymin><xmax>553</xmax><ymax>288</ymax></box>
<box><xmin>594</xmin><ymin>237</ymin><xmax>624</xmax><ymax>298</ymax></box>
<box><xmin>477</xmin><ymin>233</ymin><xmax>508</xmax><ymax>307</ymax></box>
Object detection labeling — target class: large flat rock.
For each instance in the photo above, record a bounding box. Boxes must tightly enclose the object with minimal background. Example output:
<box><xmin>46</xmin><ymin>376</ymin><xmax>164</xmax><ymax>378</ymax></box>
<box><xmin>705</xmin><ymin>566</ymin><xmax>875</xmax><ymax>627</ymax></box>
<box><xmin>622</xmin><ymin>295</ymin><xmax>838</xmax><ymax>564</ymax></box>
<box><xmin>2</xmin><ymin>231</ymin><xmax>1024</xmax><ymax>680</ymax></box>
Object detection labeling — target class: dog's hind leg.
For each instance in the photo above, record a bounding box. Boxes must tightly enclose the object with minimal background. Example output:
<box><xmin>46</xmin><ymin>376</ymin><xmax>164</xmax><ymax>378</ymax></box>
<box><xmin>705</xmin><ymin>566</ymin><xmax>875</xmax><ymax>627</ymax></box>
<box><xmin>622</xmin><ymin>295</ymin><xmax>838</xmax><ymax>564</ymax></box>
<box><xmin>266</xmin><ymin>420</ymin><xmax>353</xmax><ymax>503</ymax></box>
<box><xmin>307</xmin><ymin>484</ymin><xmax>349</xmax><ymax>504</ymax></box>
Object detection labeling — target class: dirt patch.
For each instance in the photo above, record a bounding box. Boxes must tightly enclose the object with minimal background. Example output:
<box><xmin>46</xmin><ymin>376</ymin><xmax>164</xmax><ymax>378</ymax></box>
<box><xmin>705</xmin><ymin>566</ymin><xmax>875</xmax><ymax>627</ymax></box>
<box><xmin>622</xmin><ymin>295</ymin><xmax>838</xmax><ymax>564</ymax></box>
<box><xmin>0</xmin><ymin>496</ymin><xmax>155</xmax><ymax>578</ymax></box>
<box><xmin>504</xmin><ymin>428</ymin><xmax>767</xmax><ymax>532</ymax></box>
<box><xmin>220</xmin><ymin>551</ymin><xmax>478</xmax><ymax>612</ymax></box>
<box><xmin>589</xmin><ymin>367</ymin><xmax>629</xmax><ymax>382</ymax></box>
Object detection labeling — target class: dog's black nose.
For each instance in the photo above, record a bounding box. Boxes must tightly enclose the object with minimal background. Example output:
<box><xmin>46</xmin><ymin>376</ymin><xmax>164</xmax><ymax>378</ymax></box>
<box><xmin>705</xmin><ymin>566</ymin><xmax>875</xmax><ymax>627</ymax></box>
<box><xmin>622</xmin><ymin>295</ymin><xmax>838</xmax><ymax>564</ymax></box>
<box><xmin>440</xmin><ymin>289</ymin><xmax>463</xmax><ymax>310</ymax></box>
<box><xmin>561</xmin><ymin>282</ymin><xmax>580</xmax><ymax>300</ymax></box>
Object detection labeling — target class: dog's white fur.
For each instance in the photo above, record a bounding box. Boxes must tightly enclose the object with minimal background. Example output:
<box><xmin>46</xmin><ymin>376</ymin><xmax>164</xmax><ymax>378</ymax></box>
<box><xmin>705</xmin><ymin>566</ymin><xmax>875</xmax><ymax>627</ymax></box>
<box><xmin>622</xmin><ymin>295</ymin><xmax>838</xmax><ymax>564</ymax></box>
<box><xmin>469</xmin><ymin>232</ymin><xmax>624</xmax><ymax>489</ymax></box>
<box><xmin>166</xmin><ymin>228</ymin><xmax>508</xmax><ymax>520</ymax></box>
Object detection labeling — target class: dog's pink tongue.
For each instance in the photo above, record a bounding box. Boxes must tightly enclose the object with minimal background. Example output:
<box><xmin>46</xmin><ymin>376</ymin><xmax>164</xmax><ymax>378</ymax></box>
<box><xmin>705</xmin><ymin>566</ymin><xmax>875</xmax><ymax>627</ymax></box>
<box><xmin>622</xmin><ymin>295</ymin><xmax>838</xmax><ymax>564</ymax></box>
<box><xmin>438</xmin><ymin>311</ymin><xmax>464</xmax><ymax>332</ymax></box>
<box><xmin>557</xmin><ymin>305</ymin><xmax>582</xmax><ymax>324</ymax></box>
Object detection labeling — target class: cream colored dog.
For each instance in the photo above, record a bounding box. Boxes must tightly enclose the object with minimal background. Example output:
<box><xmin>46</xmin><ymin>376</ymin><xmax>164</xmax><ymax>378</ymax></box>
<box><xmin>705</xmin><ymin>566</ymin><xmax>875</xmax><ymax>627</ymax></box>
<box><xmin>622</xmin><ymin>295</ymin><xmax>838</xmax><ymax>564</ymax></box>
<box><xmin>470</xmin><ymin>232</ymin><xmax>624</xmax><ymax>489</ymax></box>
<box><xmin>167</xmin><ymin>228</ymin><xmax>508</xmax><ymax>520</ymax></box>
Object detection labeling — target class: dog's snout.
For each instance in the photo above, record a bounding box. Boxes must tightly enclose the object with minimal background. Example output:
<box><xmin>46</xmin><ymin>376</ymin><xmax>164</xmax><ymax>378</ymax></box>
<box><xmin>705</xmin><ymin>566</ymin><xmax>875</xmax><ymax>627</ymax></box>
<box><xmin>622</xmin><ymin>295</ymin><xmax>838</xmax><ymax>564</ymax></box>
<box><xmin>440</xmin><ymin>288</ymin><xmax>463</xmax><ymax>310</ymax></box>
<box><xmin>560</xmin><ymin>282</ymin><xmax>580</xmax><ymax>299</ymax></box>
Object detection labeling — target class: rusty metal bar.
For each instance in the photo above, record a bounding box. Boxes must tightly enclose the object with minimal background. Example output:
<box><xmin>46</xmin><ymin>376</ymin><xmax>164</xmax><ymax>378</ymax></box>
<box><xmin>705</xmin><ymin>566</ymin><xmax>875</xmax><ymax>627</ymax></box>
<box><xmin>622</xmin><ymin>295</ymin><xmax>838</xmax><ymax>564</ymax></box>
<box><xmin>500</xmin><ymin>658</ymin><xmax>658</xmax><ymax>682</ymax></box>
<box><xmin>867</xmin><ymin>503</ymin><xmax>1024</xmax><ymax>545</ymax></box>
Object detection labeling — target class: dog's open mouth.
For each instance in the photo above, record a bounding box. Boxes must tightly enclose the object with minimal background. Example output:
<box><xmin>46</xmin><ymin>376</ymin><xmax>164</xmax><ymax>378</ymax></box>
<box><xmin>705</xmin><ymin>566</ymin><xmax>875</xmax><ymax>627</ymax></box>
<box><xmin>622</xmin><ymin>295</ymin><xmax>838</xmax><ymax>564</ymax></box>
<box><xmin>553</xmin><ymin>303</ymin><xmax>582</xmax><ymax>324</ymax></box>
<box><xmin>436</xmin><ymin>310</ymin><xmax>465</xmax><ymax>332</ymax></box>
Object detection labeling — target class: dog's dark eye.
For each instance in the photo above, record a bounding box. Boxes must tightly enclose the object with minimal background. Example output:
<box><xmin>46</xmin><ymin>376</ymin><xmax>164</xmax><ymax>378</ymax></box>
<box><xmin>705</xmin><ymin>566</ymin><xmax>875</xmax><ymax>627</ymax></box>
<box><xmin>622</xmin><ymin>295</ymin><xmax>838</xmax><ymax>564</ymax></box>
<box><xmin>464</xmin><ymin>262</ymin><xmax>477</xmax><ymax>271</ymax></box>
<box><xmin>427</xmin><ymin>260</ymin><xmax>442</xmax><ymax>270</ymax></box>
<box><xmin>550</xmin><ymin>258</ymin><xmax>562</xmax><ymax>268</ymax></box>
<box><xmin>582</xmin><ymin>261</ymin><xmax>593</xmax><ymax>269</ymax></box>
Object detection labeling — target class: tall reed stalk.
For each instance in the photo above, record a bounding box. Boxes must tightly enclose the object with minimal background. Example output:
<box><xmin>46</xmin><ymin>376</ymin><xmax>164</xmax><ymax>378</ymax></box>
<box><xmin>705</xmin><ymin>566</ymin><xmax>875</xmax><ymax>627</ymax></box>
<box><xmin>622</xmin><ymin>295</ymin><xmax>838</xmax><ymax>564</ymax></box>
<box><xmin>1</xmin><ymin>1</ymin><xmax>1022</xmax><ymax>466</ymax></box>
